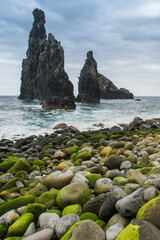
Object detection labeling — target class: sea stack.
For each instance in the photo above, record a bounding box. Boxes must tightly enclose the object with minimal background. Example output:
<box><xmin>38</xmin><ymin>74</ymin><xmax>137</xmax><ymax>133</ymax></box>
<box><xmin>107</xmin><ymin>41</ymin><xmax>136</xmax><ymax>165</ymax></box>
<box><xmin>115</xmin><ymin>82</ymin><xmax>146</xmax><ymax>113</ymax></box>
<box><xmin>98</xmin><ymin>73</ymin><xmax>134</xmax><ymax>99</ymax></box>
<box><xmin>77</xmin><ymin>51</ymin><xmax>101</xmax><ymax>104</ymax></box>
<box><xmin>19</xmin><ymin>9</ymin><xmax>75</xmax><ymax>109</ymax></box>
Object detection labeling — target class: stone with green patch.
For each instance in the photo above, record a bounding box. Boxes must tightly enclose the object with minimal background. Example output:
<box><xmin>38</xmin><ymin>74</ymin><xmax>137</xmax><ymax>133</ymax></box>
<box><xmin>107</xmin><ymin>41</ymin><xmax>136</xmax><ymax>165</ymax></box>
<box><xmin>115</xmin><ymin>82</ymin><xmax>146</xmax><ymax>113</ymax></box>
<box><xmin>8</xmin><ymin>213</ymin><xmax>35</xmax><ymax>236</ymax></box>
<box><xmin>62</xmin><ymin>204</ymin><xmax>82</xmax><ymax>216</ymax></box>
<box><xmin>85</xmin><ymin>174</ymin><xmax>102</xmax><ymax>187</ymax></box>
<box><xmin>36</xmin><ymin>189</ymin><xmax>59</xmax><ymax>208</ymax></box>
<box><xmin>22</xmin><ymin>203</ymin><xmax>47</xmax><ymax>219</ymax></box>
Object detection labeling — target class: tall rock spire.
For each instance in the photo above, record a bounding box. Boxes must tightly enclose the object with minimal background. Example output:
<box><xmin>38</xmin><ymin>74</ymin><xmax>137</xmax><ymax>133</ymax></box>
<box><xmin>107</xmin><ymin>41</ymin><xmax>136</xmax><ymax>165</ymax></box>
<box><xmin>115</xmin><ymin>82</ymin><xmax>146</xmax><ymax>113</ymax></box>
<box><xmin>77</xmin><ymin>51</ymin><xmax>101</xmax><ymax>103</ymax></box>
<box><xmin>19</xmin><ymin>8</ymin><xmax>74</xmax><ymax>103</ymax></box>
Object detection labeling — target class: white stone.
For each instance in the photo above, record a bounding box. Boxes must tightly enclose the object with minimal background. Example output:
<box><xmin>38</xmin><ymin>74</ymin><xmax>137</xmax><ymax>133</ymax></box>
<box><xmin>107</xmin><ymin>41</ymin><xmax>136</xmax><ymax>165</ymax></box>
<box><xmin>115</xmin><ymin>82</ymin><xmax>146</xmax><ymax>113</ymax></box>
<box><xmin>106</xmin><ymin>223</ymin><xmax>124</xmax><ymax>240</ymax></box>
<box><xmin>23</xmin><ymin>228</ymin><xmax>54</xmax><ymax>240</ymax></box>
<box><xmin>39</xmin><ymin>213</ymin><xmax>60</xmax><ymax>229</ymax></box>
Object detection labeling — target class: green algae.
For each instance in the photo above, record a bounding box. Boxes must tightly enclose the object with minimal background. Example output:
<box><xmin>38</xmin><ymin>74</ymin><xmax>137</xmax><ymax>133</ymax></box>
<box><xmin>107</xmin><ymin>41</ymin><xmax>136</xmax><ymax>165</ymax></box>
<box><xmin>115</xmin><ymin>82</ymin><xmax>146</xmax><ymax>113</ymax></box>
<box><xmin>22</xmin><ymin>203</ymin><xmax>47</xmax><ymax>219</ymax></box>
<box><xmin>0</xmin><ymin>177</ymin><xmax>24</xmax><ymax>191</ymax></box>
<box><xmin>85</xmin><ymin>173</ymin><xmax>102</xmax><ymax>187</ymax></box>
<box><xmin>75</xmin><ymin>152</ymin><xmax>92</xmax><ymax>161</ymax></box>
<box><xmin>0</xmin><ymin>224</ymin><xmax>7</xmax><ymax>238</ymax></box>
<box><xmin>68</xmin><ymin>146</ymin><xmax>80</xmax><ymax>155</ymax></box>
<box><xmin>8</xmin><ymin>159</ymin><xmax>30</xmax><ymax>174</ymax></box>
<box><xmin>0</xmin><ymin>157</ymin><xmax>19</xmax><ymax>172</ymax></box>
<box><xmin>36</xmin><ymin>189</ymin><xmax>59</xmax><ymax>208</ymax></box>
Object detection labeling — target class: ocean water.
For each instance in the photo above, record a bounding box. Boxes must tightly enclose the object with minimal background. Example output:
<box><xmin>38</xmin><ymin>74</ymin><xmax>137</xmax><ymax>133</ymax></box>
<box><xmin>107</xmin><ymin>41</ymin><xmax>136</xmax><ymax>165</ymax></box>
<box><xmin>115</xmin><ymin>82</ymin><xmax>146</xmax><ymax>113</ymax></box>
<box><xmin>0</xmin><ymin>96</ymin><xmax>160</xmax><ymax>140</ymax></box>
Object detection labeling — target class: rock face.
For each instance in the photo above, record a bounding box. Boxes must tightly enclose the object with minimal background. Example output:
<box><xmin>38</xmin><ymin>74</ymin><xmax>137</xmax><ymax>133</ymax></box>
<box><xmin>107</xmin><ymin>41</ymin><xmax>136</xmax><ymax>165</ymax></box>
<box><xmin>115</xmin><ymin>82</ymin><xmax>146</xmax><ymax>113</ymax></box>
<box><xmin>98</xmin><ymin>73</ymin><xmax>134</xmax><ymax>99</ymax></box>
<box><xmin>77</xmin><ymin>51</ymin><xmax>101</xmax><ymax>103</ymax></box>
<box><xmin>19</xmin><ymin>9</ymin><xmax>74</xmax><ymax>108</ymax></box>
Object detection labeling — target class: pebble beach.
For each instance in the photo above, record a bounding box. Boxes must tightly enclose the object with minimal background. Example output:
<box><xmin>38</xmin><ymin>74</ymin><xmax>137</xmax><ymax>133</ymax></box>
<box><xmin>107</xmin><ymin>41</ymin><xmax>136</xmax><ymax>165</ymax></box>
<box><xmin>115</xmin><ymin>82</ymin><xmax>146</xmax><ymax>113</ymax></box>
<box><xmin>0</xmin><ymin>117</ymin><xmax>160</xmax><ymax>239</ymax></box>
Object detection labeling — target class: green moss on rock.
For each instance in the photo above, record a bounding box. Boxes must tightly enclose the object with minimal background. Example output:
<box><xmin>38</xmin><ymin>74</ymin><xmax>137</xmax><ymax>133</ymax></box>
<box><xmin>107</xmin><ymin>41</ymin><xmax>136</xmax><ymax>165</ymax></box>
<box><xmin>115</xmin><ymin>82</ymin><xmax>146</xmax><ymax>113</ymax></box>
<box><xmin>74</xmin><ymin>158</ymin><xmax>83</xmax><ymax>166</ymax></box>
<box><xmin>95</xmin><ymin>219</ymin><xmax>106</xmax><ymax>229</ymax></box>
<box><xmin>116</xmin><ymin>220</ymin><xmax>140</xmax><ymax>240</ymax></box>
<box><xmin>0</xmin><ymin>157</ymin><xmax>19</xmax><ymax>172</ymax></box>
<box><xmin>80</xmin><ymin>212</ymin><xmax>99</xmax><ymax>221</ymax></box>
<box><xmin>112</xmin><ymin>176</ymin><xmax>128</xmax><ymax>186</ymax></box>
<box><xmin>33</xmin><ymin>160</ymin><xmax>45</xmax><ymax>167</ymax></box>
<box><xmin>140</xmin><ymin>167</ymin><xmax>160</xmax><ymax>176</ymax></box>
<box><xmin>75</xmin><ymin>152</ymin><xmax>92</xmax><ymax>161</ymax></box>
<box><xmin>85</xmin><ymin>174</ymin><xmax>102</xmax><ymax>187</ymax></box>
<box><xmin>136</xmin><ymin>197</ymin><xmax>160</xmax><ymax>229</ymax></box>
<box><xmin>0</xmin><ymin>177</ymin><xmax>24</xmax><ymax>191</ymax></box>
<box><xmin>0</xmin><ymin>224</ymin><xmax>7</xmax><ymax>238</ymax></box>
<box><xmin>0</xmin><ymin>195</ymin><xmax>36</xmax><ymax>217</ymax></box>
<box><xmin>68</xmin><ymin>146</ymin><xmax>80</xmax><ymax>155</ymax></box>
<box><xmin>36</xmin><ymin>189</ymin><xmax>59</xmax><ymax>208</ymax></box>
<box><xmin>8</xmin><ymin>159</ymin><xmax>30</xmax><ymax>175</ymax></box>
<box><xmin>8</xmin><ymin>213</ymin><xmax>35</xmax><ymax>236</ymax></box>
<box><xmin>56</xmin><ymin>182</ymin><xmax>91</xmax><ymax>209</ymax></box>
<box><xmin>22</xmin><ymin>203</ymin><xmax>47</xmax><ymax>219</ymax></box>
<box><xmin>25</xmin><ymin>184</ymin><xmax>48</xmax><ymax>197</ymax></box>
<box><xmin>46</xmin><ymin>207</ymin><xmax>62</xmax><ymax>216</ymax></box>
<box><xmin>15</xmin><ymin>170</ymin><xmax>28</xmax><ymax>180</ymax></box>
<box><xmin>62</xmin><ymin>204</ymin><xmax>82</xmax><ymax>216</ymax></box>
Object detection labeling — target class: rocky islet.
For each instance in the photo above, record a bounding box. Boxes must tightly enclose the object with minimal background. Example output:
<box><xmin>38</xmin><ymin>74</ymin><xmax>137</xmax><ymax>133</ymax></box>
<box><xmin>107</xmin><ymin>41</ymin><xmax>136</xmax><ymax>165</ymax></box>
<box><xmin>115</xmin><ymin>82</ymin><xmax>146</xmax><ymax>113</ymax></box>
<box><xmin>19</xmin><ymin>8</ymin><xmax>134</xmax><ymax>109</ymax></box>
<box><xmin>0</xmin><ymin>117</ymin><xmax>160</xmax><ymax>239</ymax></box>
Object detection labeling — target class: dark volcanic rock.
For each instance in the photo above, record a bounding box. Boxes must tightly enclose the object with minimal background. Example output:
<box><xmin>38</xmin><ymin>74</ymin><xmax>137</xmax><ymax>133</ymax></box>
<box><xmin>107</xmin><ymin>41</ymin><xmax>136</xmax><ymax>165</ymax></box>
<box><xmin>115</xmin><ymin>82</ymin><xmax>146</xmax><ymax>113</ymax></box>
<box><xmin>98</xmin><ymin>73</ymin><xmax>134</xmax><ymax>99</ymax></box>
<box><xmin>42</xmin><ymin>96</ymin><xmax>76</xmax><ymax>110</ymax></box>
<box><xmin>77</xmin><ymin>51</ymin><xmax>101</xmax><ymax>104</ymax></box>
<box><xmin>19</xmin><ymin>9</ymin><xmax>74</xmax><ymax>104</ymax></box>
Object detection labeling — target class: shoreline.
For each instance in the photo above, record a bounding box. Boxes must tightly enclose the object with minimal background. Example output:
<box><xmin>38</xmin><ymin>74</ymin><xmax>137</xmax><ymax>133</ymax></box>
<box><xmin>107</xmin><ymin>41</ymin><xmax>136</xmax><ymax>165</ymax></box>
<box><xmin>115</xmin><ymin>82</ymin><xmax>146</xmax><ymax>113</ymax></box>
<box><xmin>0</xmin><ymin>117</ymin><xmax>160</xmax><ymax>239</ymax></box>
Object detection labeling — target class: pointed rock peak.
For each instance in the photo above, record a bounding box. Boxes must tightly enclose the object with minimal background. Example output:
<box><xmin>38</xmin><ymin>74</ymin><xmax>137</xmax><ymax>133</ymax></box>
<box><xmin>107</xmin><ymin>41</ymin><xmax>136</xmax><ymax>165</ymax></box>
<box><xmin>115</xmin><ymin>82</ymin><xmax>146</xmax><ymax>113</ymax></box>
<box><xmin>87</xmin><ymin>51</ymin><xmax>93</xmax><ymax>59</ymax></box>
<box><xmin>33</xmin><ymin>8</ymin><xmax>46</xmax><ymax>25</ymax></box>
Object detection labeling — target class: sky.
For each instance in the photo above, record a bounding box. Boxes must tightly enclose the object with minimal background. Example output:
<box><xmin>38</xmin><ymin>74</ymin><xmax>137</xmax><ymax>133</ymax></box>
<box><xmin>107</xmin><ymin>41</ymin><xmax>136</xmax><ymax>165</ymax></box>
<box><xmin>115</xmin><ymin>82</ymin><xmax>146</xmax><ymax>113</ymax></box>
<box><xmin>0</xmin><ymin>0</ymin><xmax>160</xmax><ymax>96</ymax></box>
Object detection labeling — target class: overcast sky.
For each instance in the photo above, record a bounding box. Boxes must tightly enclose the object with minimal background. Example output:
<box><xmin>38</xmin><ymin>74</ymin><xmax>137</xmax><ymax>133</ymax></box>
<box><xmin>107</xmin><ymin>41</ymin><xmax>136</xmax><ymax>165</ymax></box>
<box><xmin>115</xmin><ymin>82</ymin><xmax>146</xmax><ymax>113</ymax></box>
<box><xmin>0</xmin><ymin>0</ymin><xmax>160</xmax><ymax>96</ymax></box>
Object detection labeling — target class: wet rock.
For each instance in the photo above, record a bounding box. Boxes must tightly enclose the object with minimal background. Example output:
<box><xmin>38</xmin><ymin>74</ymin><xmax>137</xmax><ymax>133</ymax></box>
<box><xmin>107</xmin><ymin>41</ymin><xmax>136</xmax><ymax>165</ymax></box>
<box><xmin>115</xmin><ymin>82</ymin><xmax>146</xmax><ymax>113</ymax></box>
<box><xmin>82</xmin><ymin>195</ymin><xmax>108</xmax><ymax>215</ymax></box>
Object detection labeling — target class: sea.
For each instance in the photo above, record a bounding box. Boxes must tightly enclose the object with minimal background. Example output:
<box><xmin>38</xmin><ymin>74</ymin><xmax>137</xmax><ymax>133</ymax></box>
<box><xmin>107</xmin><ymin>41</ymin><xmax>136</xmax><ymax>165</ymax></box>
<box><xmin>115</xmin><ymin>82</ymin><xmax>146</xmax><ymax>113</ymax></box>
<box><xmin>0</xmin><ymin>96</ymin><xmax>160</xmax><ymax>140</ymax></box>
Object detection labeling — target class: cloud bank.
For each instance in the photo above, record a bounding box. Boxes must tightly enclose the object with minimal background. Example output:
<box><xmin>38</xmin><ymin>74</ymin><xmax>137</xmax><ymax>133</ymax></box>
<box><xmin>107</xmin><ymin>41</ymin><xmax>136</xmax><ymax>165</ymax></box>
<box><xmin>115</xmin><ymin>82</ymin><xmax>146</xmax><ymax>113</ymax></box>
<box><xmin>0</xmin><ymin>0</ymin><xmax>160</xmax><ymax>96</ymax></box>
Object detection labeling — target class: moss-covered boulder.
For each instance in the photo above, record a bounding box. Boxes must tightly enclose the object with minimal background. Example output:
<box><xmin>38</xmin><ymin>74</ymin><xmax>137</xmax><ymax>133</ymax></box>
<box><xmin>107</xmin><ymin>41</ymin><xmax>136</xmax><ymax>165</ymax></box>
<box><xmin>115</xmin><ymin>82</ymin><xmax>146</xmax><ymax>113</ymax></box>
<box><xmin>33</xmin><ymin>159</ymin><xmax>45</xmax><ymax>167</ymax></box>
<box><xmin>43</xmin><ymin>170</ymin><xmax>74</xmax><ymax>190</ymax></box>
<box><xmin>46</xmin><ymin>207</ymin><xmax>62</xmax><ymax>216</ymax></box>
<box><xmin>0</xmin><ymin>157</ymin><xmax>19</xmax><ymax>172</ymax></box>
<box><xmin>61</xmin><ymin>220</ymin><xmax>105</xmax><ymax>240</ymax></box>
<box><xmin>106</xmin><ymin>213</ymin><xmax>130</xmax><ymax>230</ymax></box>
<box><xmin>0</xmin><ymin>195</ymin><xmax>36</xmax><ymax>216</ymax></box>
<box><xmin>0</xmin><ymin>177</ymin><xmax>24</xmax><ymax>191</ymax></box>
<box><xmin>104</xmin><ymin>155</ymin><xmax>124</xmax><ymax>170</ymax></box>
<box><xmin>25</xmin><ymin>184</ymin><xmax>48</xmax><ymax>197</ymax></box>
<box><xmin>62</xmin><ymin>204</ymin><xmax>82</xmax><ymax>216</ymax></box>
<box><xmin>15</xmin><ymin>170</ymin><xmax>28</xmax><ymax>180</ymax></box>
<box><xmin>136</xmin><ymin>197</ymin><xmax>160</xmax><ymax>229</ymax></box>
<box><xmin>140</xmin><ymin>167</ymin><xmax>160</xmax><ymax>176</ymax></box>
<box><xmin>4</xmin><ymin>237</ymin><xmax>23</xmax><ymax>240</ymax></box>
<box><xmin>56</xmin><ymin>182</ymin><xmax>91</xmax><ymax>209</ymax></box>
<box><xmin>113</xmin><ymin>177</ymin><xmax>128</xmax><ymax>186</ymax></box>
<box><xmin>75</xmin><ymin>152</ymin><xmax>92</xmax><ymax>161</ymax></box>
<box><xmin>85</xmin><ymin>174</ymin><xmax>102</xmax><ymax>187</ymax></box>
<box><xmin>36</xmin><ymin>189</ymin><xmax>59</xmax><ymax>208</ymax></box>
<box><xmin>0</xmin><ymin>224</ymin><xmax>7</xmax><ymax>238</ymax></box>
<box><xmin>68</xmin><ymin>146</ymin><xmax>80</xmax><ymax>155</ymax></box>
<box><xmin>8</xmin><ymin>213</ymin><xmax>35</xmax><ymax>236</ymax></box>
<box><xmin>8</xmin><ymin>159</ymin><xmax>30</xmax><ymax>175</ymax></box>
<box><xmin>22</xmin><ymin>203</ymin><xmax>47</xmax><ymax>219</ymax></box>
<box><xmin>74</xmin><ymin>158</ymin><xmax>83</xmax><ymax>166</ymax></box>
<box><xmin>116</xmin><ymin>219</ymin><xmax>160</xmax><ymax>240</ymax></box>
<box><xmin>80</xmin><ymin>212</ymin><xmax>99</xmax><ymax>221</ymax></box>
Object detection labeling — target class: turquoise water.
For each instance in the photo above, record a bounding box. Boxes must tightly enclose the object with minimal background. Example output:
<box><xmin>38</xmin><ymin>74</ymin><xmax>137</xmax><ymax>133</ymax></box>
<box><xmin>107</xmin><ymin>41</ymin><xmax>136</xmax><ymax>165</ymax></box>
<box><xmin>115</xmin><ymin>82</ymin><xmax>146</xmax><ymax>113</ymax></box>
<box><xmin>0</xmin><ymin>96</ymin><xmax>160</xmax><ymax>139</ymax></box>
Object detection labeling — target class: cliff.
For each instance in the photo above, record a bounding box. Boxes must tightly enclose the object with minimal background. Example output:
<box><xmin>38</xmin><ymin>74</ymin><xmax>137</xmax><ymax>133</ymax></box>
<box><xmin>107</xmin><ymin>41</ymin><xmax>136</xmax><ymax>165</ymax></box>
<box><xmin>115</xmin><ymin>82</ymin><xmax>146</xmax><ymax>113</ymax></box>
<box><xmin>98</xmin><ymin>73</ymin><xmax>134</xmax><ymax>99</ymax></box>
<box><xmin>18</xmin><ymin>9</ymin><xmax>74</xmax><ymax>107</ymax></box>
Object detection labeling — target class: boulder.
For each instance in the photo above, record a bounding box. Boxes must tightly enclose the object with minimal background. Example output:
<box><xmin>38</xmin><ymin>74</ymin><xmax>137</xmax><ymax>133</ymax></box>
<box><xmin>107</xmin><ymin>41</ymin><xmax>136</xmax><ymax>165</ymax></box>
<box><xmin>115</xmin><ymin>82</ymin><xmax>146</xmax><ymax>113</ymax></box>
<box><xmin>56</xmin><ymin>182</ymin><xmax>91</xmax><ymax>209</ymax></box>
<box><xmin>61</xmin><ymin>220</ymin><xmax>105</xmax><ymax>240</ymax></box>
<box><xmin>116</xmin><ymin>219</ymin><xmax>160</xmax><ymax>240</ymax></box>
<box><xmin>8</xmin><ymin>213</ymin><xmax>35</xmax><ymax>236</ymax></box>
<box><xmin>99</xmin><ymin>194</ymin><xmax>118</xmax><ymax>221</ymax></box>
<box><xmin>39</xmin><ymin>212</ymin><xmax>60</xmax><ymax>229</ymax></box>
<box><xmin>136</xmin><ymin>197</ymin><xmax>160</xmax><ymax>229</ymax></box>
<box><xmin>116</xmin><ymin>187</ymin><xmax>156</xmax><ymax>217</ymax></box>
<box><xmin>55</xmin><ymin>213</ymin><xmax>80</xmax><ymax>238</ymax></box>
<box><xmin>22</xmin><ymin>228</ymin><xmax>54</xmax><ymax>240</ymax></box>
